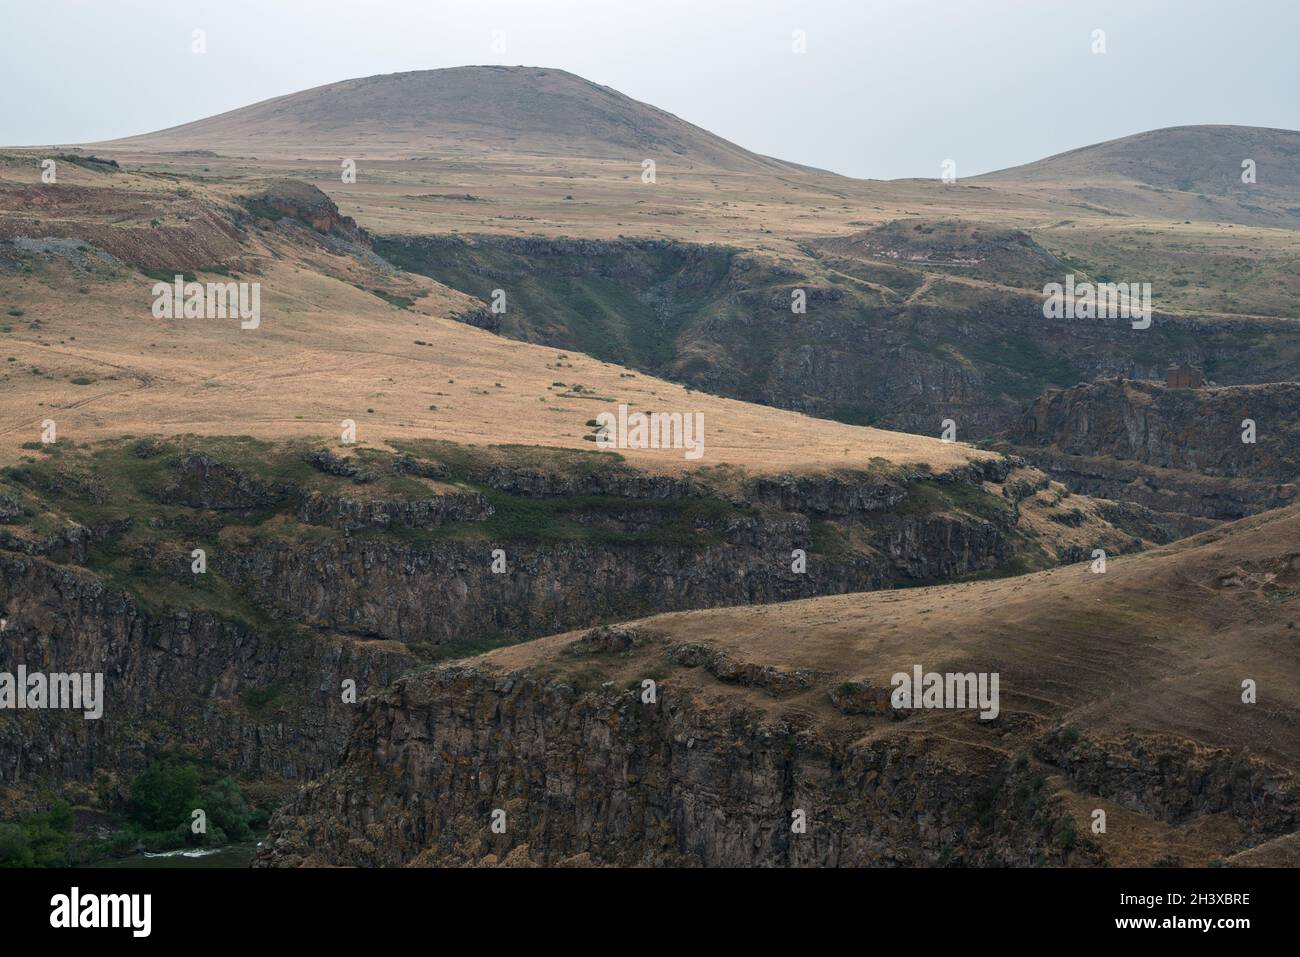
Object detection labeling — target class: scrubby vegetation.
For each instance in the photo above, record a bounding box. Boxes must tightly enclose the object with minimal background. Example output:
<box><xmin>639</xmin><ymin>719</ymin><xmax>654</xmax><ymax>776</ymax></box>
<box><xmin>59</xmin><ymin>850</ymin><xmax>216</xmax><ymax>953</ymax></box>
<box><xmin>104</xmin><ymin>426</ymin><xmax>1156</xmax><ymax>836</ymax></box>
<box><xmin>0</xmin><ymin>760</ymin><xmax>266</xmax><ymax>867</ymax></box>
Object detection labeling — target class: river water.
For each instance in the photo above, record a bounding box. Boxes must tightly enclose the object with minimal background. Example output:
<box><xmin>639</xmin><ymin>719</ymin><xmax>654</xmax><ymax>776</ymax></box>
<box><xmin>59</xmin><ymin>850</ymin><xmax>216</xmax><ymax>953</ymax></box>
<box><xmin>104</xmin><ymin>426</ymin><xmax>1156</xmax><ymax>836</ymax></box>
<box><xmin>80</xmin><ymin>841</ymin><xmax>259</xmax><ymax>868</ymax></box>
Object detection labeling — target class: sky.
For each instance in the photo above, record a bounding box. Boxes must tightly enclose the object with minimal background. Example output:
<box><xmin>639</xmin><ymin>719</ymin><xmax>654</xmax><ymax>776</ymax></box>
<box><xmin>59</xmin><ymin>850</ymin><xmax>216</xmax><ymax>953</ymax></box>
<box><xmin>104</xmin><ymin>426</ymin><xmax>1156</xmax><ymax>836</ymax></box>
<box><xmin>2</xmin><ymin>0</ymin><xmax>1297</xmax><ymax>180</ymax></box>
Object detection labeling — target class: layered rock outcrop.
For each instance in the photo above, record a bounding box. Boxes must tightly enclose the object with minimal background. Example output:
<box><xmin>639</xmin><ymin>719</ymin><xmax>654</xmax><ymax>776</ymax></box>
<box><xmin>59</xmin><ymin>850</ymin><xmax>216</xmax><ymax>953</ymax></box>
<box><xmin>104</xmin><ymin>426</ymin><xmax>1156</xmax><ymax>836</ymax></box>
<box><xmin>241</xmin><ymin>180</ymin><xmax>368</xmax><ymax>243</ymax></box>
<box><xmin>1006</xmin><ymin>379</ymin><xmax>1300</xmax><ymax>520</ymax></box>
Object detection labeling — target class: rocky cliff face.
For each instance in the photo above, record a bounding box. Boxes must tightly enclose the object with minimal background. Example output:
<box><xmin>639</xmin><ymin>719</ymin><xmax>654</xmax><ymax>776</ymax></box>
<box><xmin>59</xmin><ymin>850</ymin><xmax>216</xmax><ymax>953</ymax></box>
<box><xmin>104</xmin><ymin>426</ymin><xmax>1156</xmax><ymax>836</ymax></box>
<box><xmin>257</xmin><ymin>665</ymin><xmax>1085</xmax><ymax>867</ymax></box>
<box><xmin>1037</xmin><ymin>729</ymin><xmax>1298</xmax><ymax>840</ymax></box>
<box><xmin>1004</xmin><ymin>446</ymin><xmax>1294</xmax><ymax>522</ymax></box>
<box><xmin>1005</xmin><ymin>379</ymin><xmax>1300</xmax><ymax>520</ymax></box>
<box><xmin>1010</xmin><ymin>379</ymin><xmax>1300</xmax><ymax>479</ymax></box>
<box><xmin>215</xmin><ymin>463</ymin><xmax>1022</xmax><ymax>648</ymax></box>
<box><xmin>0</xmin><ymin>553</ymin><xmax>411</xmax><ymax>804</ymax></box>
<box><xmin>217</xmin><ymin>512</ymin><xmax>1010</xmax><ymax>648</ymax></box>
<box><xmin>258</xmin><ymin>644</ymin><xmax>1297</xmax><ymax>868</ymax></box>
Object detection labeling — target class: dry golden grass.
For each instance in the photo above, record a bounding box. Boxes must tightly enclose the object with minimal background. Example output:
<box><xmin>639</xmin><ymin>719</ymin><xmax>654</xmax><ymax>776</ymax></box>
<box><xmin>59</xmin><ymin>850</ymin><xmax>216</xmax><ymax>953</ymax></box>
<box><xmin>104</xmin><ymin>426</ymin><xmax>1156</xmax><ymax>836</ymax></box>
<box><xmin>0</xmin><ymin>246</ymin><xmax>987</xmax><ymax>475</ymax></box>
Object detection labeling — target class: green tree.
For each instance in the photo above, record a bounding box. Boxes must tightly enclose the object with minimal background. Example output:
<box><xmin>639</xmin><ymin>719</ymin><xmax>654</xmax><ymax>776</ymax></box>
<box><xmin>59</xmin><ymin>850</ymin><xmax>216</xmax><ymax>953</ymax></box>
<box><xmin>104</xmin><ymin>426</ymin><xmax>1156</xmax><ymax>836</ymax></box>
<box><xmin>128</xmin><ymin>762</ymin><xmax>200</xmax><ymax>831</ymax></box>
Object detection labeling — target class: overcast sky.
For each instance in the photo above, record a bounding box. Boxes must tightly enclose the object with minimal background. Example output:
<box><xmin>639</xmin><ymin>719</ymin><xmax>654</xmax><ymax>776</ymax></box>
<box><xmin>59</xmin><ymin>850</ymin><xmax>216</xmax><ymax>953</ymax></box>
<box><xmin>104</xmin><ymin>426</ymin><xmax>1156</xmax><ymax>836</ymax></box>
<box><xmin>3</xmin><ymin>0</ymin><xmax>1297</xmax><ymax>179</ymax></box>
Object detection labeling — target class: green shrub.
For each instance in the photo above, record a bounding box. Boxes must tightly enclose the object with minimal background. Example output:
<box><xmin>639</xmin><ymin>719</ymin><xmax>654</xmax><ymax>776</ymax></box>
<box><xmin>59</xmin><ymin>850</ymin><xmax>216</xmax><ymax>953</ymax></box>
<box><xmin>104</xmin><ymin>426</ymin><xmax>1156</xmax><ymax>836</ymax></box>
<box><xmin>199</xmin><ymin>776</ymin><xmax>254</xmax><ymax>842</ymax></box>
<box><xmin>0</xmin><ymin>800</ymin><xmax>74</xmax><ymax>867</ymax></box>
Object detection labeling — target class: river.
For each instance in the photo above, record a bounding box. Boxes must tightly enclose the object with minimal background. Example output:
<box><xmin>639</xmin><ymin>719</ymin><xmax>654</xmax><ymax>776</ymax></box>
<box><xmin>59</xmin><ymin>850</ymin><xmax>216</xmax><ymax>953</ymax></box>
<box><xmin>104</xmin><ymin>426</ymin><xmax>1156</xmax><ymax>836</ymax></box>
<box><xmin>79</xmin><ymin>841</ymin><xmax>260</xmax><ymax>868</ymax></box>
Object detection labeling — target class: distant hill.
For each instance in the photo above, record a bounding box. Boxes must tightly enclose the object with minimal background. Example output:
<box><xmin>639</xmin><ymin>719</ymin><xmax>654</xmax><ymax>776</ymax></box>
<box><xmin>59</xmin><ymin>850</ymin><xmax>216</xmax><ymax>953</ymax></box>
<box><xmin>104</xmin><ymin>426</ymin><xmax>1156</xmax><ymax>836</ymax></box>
<box><xmin>95</xmin><ymin>65</ymin><xmax>816</xmax><ymax>172</ymax></box>
<box><xmin>976</xmin><ymin>125</ymin><xmax>1300</xmax><ymax>227</ymax></box>
<box><xmin>980</xmin><ymin>125</ymin><xmax>1300</xmax><ymax>190</ymax></box>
